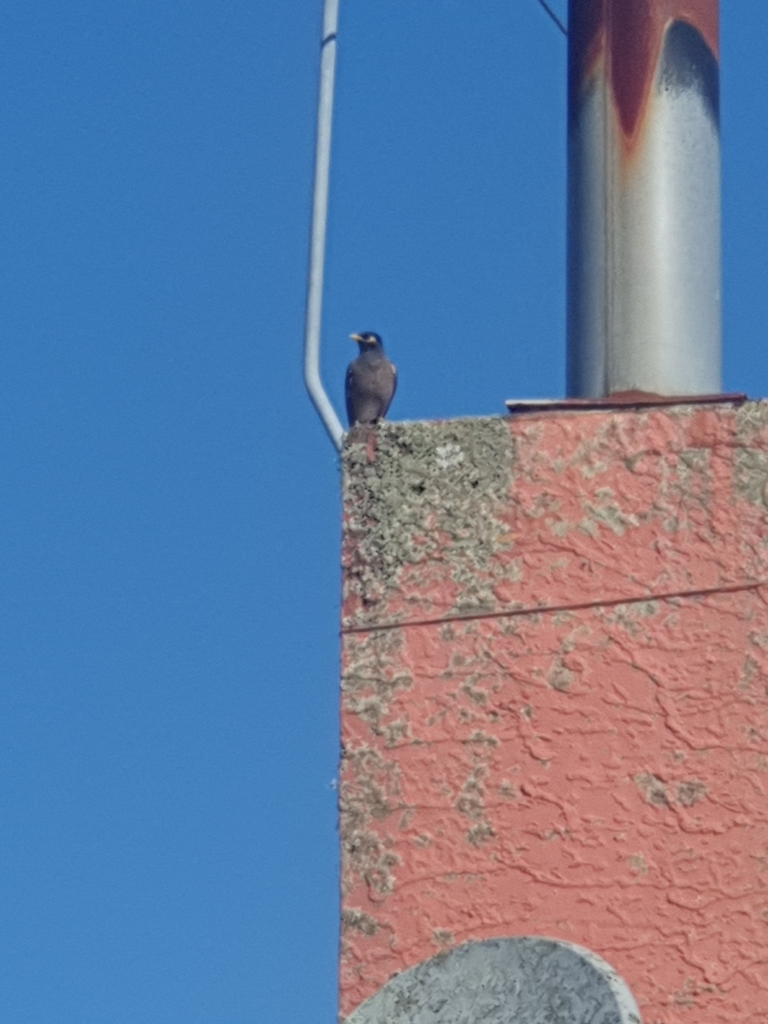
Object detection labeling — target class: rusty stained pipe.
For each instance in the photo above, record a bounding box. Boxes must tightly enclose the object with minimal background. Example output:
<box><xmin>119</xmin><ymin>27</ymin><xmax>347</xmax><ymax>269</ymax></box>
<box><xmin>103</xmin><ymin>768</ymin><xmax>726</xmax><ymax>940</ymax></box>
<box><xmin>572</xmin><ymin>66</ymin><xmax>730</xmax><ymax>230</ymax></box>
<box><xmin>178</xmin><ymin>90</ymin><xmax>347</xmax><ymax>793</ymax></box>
<box><xmin>567</xmin><ymin>0</ymin><xmax>721</xmax><ymax>397</ymax></box>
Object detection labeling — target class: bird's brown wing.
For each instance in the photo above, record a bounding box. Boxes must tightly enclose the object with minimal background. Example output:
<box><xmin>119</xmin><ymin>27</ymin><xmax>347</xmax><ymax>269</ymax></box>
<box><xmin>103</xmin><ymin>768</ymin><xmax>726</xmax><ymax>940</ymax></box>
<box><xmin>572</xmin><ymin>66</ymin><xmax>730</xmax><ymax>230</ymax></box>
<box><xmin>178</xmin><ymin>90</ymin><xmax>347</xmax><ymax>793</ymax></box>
<box><xmin>345</xmin><ymin>361</ymin><xmax>361</xmax><ymax>426</ymax></box>
<box><xmin>346</xmin><ymin>355</ymin><xmax>397</xmax><ymax>426</ymax></box>
<box><xmin>377</xmin><ymin>360</ymin><xmax>396</xmax><ymax>418</ymax></box>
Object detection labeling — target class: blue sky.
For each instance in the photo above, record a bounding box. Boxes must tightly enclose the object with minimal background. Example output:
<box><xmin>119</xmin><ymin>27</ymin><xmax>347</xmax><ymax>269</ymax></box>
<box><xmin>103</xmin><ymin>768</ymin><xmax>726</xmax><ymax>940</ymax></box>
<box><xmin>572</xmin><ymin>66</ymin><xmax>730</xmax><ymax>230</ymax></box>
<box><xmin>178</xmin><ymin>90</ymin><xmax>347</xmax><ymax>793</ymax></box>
<box><xmin>0</xmin><ymin>2</ymin><xmax>765</xmax><ymax>1022</ymax></box>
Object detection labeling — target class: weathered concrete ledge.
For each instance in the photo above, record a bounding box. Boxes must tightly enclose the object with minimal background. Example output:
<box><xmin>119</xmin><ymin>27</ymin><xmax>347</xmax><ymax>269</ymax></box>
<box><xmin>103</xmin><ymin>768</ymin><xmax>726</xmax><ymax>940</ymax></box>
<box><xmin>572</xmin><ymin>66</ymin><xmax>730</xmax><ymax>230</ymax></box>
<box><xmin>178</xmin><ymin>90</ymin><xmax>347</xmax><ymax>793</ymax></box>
<box><xmin>342</xmin><ymin>402</ymin><xmax>768</xmax><ymax>632</ymax></box>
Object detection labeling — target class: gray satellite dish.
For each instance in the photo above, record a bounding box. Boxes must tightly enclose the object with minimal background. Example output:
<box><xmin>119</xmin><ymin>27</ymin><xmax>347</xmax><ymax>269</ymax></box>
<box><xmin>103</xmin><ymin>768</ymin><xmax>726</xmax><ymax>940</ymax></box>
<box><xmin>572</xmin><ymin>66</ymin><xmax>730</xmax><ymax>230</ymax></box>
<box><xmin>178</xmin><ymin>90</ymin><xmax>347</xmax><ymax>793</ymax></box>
<box><xmin>344</xmin><ymin>937</ymin><xmax>642</xmax><ymax>1024</ymax></box>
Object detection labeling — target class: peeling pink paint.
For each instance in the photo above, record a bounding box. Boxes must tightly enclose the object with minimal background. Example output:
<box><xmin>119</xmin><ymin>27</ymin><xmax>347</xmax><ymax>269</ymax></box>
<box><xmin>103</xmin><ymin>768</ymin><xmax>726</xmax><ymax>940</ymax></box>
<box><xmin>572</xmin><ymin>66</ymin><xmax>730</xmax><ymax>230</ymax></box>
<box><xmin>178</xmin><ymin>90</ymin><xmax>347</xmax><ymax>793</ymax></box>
<box><xmin>340</xmin><ymin>402</ymin><xmax>768</xmax><ymax>1022</ymax></box>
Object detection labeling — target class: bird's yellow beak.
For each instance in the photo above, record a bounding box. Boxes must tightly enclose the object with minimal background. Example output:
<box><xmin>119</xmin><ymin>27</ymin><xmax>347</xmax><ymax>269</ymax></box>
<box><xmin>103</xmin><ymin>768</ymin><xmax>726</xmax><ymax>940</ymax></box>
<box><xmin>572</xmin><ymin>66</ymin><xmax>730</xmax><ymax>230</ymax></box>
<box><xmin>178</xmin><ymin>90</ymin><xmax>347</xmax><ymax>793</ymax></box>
<box><xmin>350</xmin><ymin>333</ymin><xmax>365</xmax><ymax>343</ymax></box>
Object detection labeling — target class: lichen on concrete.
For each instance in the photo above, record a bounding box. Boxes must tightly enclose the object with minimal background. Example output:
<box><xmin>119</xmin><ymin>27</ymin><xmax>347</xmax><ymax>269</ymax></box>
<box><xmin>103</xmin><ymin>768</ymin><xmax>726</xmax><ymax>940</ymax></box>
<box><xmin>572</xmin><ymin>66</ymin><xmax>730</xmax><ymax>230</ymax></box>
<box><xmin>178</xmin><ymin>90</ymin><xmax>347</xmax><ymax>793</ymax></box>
<box><xmin>342</xmin><ymin>909</ymin><xmax>382</xmax><ymax>937</ymax></box>
<box><xmin>734</xmin><ymin>399</ymin><xmax>768</xmax><ymax>440</ymax></box>
<box><xmin>342</xmin><ymin>418</ymin><xmax>513</xmax><ymax>626</ymax></box>
<box><xmin>732</xmin><ymin>402</ymin><xmax>768</xmax><ymax>507</ymax></box>
<box><xmin>342</xmin><ymin>627</ymin><xmax>412</xmax><ymax>739</ymax></box>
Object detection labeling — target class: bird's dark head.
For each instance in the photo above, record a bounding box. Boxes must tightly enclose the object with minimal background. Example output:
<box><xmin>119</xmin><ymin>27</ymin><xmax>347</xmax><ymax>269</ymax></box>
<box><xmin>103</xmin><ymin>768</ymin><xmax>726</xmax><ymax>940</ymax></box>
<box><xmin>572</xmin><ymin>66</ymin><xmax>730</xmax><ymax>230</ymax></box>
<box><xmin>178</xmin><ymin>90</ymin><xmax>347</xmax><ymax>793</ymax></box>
<box><xmin>350</xmin><ymin>332</ymin><xmax>384</xmax><ymax>353</ymax></box>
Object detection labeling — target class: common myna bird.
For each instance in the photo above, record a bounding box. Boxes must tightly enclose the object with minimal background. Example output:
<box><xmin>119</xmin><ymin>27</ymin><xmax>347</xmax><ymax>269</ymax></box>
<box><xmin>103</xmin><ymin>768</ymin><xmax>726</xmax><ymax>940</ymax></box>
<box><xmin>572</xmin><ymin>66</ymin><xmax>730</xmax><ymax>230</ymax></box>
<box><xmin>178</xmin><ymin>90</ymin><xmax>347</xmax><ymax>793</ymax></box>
<box><xmin>345</xmin><ymin>332</ymin><xmax>397</xmax><ymax>427</ymax></box>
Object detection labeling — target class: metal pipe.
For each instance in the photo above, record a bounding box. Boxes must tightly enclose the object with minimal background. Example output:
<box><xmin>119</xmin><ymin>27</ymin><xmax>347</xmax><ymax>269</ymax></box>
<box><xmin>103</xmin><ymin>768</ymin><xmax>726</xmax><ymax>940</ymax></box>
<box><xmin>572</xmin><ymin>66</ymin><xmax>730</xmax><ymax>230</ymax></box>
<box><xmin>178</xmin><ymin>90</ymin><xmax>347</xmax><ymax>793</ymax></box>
<box><xmin>567</xmin><ymin>0</ymin><xmax>721</xmax><ymax>397</ymax></box>
<box><xmin>304</xmin><ymin>0</ymin><xmax>345</xmax><ymax>451</ymax></box>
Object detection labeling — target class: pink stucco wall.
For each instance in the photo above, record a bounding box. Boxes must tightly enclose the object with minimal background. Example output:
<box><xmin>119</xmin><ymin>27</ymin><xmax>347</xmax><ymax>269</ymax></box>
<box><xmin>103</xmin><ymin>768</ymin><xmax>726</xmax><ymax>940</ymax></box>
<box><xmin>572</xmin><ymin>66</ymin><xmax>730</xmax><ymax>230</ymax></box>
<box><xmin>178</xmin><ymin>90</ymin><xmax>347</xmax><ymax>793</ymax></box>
<box><xmin>339</xmin><ymin>402</ymin><xmax>768</xmax><ymax>1022</ymax></box>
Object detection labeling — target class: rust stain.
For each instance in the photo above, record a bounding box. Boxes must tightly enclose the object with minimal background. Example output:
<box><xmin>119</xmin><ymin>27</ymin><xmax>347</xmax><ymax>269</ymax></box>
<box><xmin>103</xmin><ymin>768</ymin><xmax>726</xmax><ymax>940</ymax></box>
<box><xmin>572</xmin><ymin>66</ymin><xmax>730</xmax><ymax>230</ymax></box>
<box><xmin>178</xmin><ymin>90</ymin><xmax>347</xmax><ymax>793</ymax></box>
<box><xmin>571</xmin><ymin>0</ymin><xmax>718</xmax><ymax>142</ymax></box>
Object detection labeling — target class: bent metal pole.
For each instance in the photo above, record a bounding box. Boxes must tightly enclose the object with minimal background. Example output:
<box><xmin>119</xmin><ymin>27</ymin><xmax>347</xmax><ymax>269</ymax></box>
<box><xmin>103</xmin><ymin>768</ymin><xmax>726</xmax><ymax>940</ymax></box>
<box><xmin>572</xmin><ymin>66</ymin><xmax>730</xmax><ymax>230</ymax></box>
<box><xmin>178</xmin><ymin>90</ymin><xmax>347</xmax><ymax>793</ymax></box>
<box><xmin>567</xmin><ymin>1</ymin><xmax>722</xmax><ymax>397</ymax></box>
<box><xmin>304</xmin><ymin>0</ymin><xmax>345</xmax><ymax>451</ymax></box>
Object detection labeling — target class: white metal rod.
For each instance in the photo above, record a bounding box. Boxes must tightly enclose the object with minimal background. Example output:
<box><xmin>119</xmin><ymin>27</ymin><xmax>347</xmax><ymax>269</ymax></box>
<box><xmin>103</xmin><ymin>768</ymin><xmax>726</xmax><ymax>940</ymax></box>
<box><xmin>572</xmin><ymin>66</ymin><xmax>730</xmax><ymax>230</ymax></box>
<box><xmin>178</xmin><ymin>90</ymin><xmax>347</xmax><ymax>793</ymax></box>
<box><xmin>304</xmin><ymin>0</ymin><xmax>345</xmax><ymax>451</ymax></box>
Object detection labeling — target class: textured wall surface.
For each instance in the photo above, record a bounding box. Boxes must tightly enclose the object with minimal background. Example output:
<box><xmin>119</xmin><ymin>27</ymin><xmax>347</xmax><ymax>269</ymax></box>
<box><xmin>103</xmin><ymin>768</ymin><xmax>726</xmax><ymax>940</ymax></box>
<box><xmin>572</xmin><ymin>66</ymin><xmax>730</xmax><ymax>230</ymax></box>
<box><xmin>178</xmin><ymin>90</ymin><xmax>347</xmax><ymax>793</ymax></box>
<box><xmin>339</xmin><ymin>403</ymin><xmax>768</xmax><ymax>1023</ymax></box>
